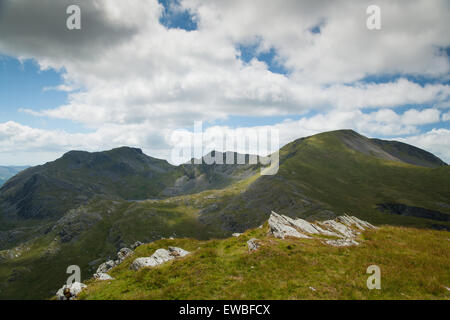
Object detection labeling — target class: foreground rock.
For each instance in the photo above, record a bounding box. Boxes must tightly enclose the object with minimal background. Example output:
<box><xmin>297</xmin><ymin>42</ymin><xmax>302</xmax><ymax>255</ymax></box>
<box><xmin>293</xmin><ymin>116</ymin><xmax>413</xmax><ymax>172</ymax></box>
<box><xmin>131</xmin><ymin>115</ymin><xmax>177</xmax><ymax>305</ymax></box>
<box><xmin>93</xmin><ymin>246</ymin><xmax>135</xmax><ymax>278</ymax></box>
<box><xmin>130</xmin><ymin>246</ymin><xmax>190</xmax><ymax>271</ymax></box>
<box><xmin>247</xmin><ymin>238</ymin><xmax>259</xmax><ymax>251</ymax></box>
<box><xmin>269</xmin><ymin>211</ymin><xmax>376</xmax><ymax>247</ymax></box>
<box><xmin>116</xmin><ymin>247</ymin><xmax>134</xmax><ymax>264</ymax></box>
<box><xmin>131</xmin><ymin>241</ymin><xmax>143</xmax><ymax>250</ymax></box>
<box><xmin>56</xmin><ymin>282</ymin><xmax>87</xmax><ymax>300</ymax></box>
<box><xmin>93</xmin><ymin>273</ymin><xmax>114</xmax><ymax>281</ymax></box>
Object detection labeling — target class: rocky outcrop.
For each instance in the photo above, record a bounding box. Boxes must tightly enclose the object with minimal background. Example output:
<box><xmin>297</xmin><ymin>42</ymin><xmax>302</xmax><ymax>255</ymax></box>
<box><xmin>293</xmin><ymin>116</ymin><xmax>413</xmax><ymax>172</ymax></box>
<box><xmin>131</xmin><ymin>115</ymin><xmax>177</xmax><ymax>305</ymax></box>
<box><xmin>131</xmin><ymin>241</ymin><xmax>143</xmax><ymax>250</ymax></box>
<box><xmin>95</xmin><ymin>260</ymin><xmax>116</xmax><ymax>275</ymax></box>
<box><xmin>268</xmin><ymin>211</ymin><xmax>376</xmax><ymax>247</ymax></box>
<box><xmin>116</xmin><ymin>247</ymin><xmax>134</xmax><ymax>263</ymax></box>
<box><xmin>93</xmin><ymin>246</ymin><xmax>134</xmax><ymax>279</ymax></box>
<box><xmin>56</xmin><ymin>282</ymin><xmax>87</xmax><ymax>300</ymax></box>
<box><xmin>268</xmin><ymin>212</ymin><xmax>311</xmax><ymax>239</ymax></box>
<box><xmin>130</xmin><ymin>246</ymin><xmax>190</xmax><ymax>271</ymax></box>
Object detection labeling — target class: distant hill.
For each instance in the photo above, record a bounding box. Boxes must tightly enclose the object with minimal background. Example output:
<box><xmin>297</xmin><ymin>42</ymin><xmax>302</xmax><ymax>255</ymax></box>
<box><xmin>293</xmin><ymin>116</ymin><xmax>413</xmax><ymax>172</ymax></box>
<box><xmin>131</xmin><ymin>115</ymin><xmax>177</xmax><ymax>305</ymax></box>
<box><xmin>0</xmin><ymin>130</ymin><xmax>449</xmax><ymax>299</ymax></box>
<box><xmin>0</xmin><ymin>147</ymin><xmax>258</xmax><ymax>220</ymax></box>
<box><xmin>0</xmin><ymin>166</ymin><xmax>28</xmax><ymax>187</ymax></box>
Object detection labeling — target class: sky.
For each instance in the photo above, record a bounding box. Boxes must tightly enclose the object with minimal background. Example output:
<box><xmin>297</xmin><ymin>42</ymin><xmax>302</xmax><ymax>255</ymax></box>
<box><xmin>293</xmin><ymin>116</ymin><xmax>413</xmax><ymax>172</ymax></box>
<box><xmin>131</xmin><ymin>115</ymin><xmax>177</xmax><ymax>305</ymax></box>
<box><xmin>0</xmin><ymin>0</ymin><xmax>449</xmax><ymax>165</ymax></box>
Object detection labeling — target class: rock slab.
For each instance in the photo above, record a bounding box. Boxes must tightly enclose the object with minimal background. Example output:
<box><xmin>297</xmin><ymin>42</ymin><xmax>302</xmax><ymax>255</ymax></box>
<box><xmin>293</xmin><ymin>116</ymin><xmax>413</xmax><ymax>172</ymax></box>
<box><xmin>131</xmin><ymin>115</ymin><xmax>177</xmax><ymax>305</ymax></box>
<box><xmin>130</xmin><ymin>247</ymin><xmax>190</xmax><ymax>271</ymax></box>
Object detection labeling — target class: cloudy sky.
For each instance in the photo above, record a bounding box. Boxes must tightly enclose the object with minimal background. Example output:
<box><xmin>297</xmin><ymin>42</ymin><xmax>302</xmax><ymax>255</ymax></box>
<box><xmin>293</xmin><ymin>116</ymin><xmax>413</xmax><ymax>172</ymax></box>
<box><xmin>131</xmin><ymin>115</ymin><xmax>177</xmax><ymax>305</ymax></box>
<box><xmin>0</xmin><ymin>0</ymin><xmax>449</xmax><ymax>165</ymax></box>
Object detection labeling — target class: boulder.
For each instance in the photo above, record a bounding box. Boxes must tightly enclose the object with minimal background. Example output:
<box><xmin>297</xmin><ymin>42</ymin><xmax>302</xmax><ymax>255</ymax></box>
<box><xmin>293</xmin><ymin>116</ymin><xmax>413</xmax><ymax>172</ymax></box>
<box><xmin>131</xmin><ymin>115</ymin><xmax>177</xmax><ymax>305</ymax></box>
<box><xmin>319</xmin><ymin>220</ymin><xmax>356</xmax><ymax>238</ymax></box>
<box><xmin>268</xmin><ymin>212</ymin><xmax>310</xmax><ymax>239</ymax></box>
<box><xmin>130</xmin><ymin>247</ymin><xmax>190</xmax><ymax>271</ymax></box>
<box><xmin>56</xmin><ymin>282</ymin><xmax>87</xmax><ymax>300</ymax></box>
<box><xmin>232</xmin><ymin>233</ymin><xmax>242</xmax><ymax>237</ymax></box>
<box><xmin>94</xmin><ymin>273</ymin><xmax>114</xmax><ymax>281</ymax></box>
<box><xmin>247</xmin><ymin>238</ymin><xmax>259</xmax><ymax>251</ymax></box>
<box><xmin>96</xmin><ymin>260</ymin><xmax>116</xmax><ymax>274</ymax></box>
<box><xmin>168</xmin><ymin>246</ymin><xmax>190</xmax><ymax>257</ymax></box>
<box><xmin>131</xmin><ymin>241</ymin><xmax>143</xmax><ymax>250</ymax></box>
<box><xmin>117</xmin><ymin>247</ymin><xmax>134</xmax><ymax>262</ymax></box>
<box><xmin>337</xmin><ymin>215</ymin><xmax>376</xmax><ymax>230</ymax></box>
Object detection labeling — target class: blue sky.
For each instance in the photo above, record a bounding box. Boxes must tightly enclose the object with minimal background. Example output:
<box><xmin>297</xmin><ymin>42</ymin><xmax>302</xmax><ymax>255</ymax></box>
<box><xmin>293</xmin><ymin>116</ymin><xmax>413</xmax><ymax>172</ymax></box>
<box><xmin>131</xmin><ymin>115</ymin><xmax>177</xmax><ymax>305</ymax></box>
<box><xmin>0</xmin><ymin>55</ymin><xmax>89</xmax><ymax>133</ymax></box>
<box><xmin>0</xmin><ymin>0</ymin><xmax>449</xmax><ymax>165</ymax></box>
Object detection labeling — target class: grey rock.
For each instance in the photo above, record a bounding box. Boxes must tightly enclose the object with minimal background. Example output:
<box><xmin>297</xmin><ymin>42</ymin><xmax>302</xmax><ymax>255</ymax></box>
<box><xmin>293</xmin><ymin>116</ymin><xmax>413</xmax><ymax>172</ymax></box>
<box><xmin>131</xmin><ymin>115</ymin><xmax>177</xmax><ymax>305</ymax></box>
<box><xmin>117</xmin><ymin>247</ymin><xmax>134</xmax><ymax>262</ymax></box>
<box><xmin>96</xmin><ymin>260</ymin><xmax>116</xmax><ymax>274</ymax></box>
<box><xmin>168</xmin><ymin>246</ymin><xmax>190</xmax><ymax>257</ymax></box>
<box><xmin>232</xmin><ymin>233</ymin><xmax>242</xmax><ymax>237</ymax></box>
<box><xmin>268</xmin><ymin>211</ymin><xmax>374</xmax><ymax>247</ymax></box>
<box><xmin>269</xmin><ymin>212</ymin><xmax>310</xmax><ymax>239</ymax></box>
<box><xmin>131</xmin><ymin>241</ymin><xmax>144</xmax><ymax>250</ymax></box>
<box><xmin>319</xmin><ymin>220</ymin><xmax>355</xmax><ymax>238</ymax></box>
<box><xmin>56</xmin><ymin>282</ymin><xmax>87</xmax><ymax>300</ymax></box>
<box><xmin>247</xmin><ymin>238</ymin><xmax>259</xmax><ymax>251</ymax></box>
<box><xmin>130</xmin><ymin>247</ymin><xmax>190</xmax><ymax>271</ymax></box>
<box><xmin>94</xmin><ymin>273</ymin><xmax>114</xmax><ymax>281</ymax></box>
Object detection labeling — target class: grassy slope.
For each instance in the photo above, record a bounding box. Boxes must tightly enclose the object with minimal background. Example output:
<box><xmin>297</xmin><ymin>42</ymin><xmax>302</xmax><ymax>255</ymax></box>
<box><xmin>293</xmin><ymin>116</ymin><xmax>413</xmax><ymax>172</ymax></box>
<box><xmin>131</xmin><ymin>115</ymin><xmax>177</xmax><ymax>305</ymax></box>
<box><xmin>79</xmin><ymin>224</ymin><xmax>450</xmax><ymax>300</ymax></box>
<box><xmin>278</xmin><ymin>132</ymin><xmax>450</xmax><ymax>226</ymax></box>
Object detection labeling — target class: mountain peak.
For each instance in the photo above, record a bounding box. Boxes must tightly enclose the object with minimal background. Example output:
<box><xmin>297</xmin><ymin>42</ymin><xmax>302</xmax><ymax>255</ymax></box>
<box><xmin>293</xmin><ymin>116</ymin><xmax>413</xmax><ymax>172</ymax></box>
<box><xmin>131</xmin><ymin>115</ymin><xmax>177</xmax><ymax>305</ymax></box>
<box><xmin>304</xmin><ymin>129</ymin><xmax>447</xmax><ymax>168</ymax></box>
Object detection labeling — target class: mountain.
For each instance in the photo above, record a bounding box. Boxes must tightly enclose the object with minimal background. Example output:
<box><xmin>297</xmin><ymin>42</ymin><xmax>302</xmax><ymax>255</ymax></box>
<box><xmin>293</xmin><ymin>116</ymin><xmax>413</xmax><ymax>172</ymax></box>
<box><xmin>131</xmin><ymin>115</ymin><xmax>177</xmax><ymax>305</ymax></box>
<box><xmin>0</xmin><ymin>148</ymin><xmax>258</xmax><ymax>221</ymax></box>
<box><xmin>0</xmin><ymin>130</ymin><xmax>449</xmax><ymax>299</ymax></box>
<box><xmin>0</xmin><ymin>166</ymin><xmax>28</xmax><ymax>187</ymax></box>
<box><xmin>197</xmin><ymin>130</ymin><xmax>449</xmax><ymax>232</ymax></box>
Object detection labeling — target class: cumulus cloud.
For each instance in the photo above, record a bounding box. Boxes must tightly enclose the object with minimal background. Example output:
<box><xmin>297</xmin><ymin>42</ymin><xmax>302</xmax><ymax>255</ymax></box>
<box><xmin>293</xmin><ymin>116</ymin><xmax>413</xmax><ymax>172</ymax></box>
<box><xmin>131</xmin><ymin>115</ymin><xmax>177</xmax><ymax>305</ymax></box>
<box><xmin>0</xmin><ymin>0</ymin><xmax>449</xmax><ymax>164</ymax></box>
<box><xmin>443</xmin><ymin>111</ymin><xmax>450</xmax><ymax>122</ymax></box>
<box><xmin>398</xmin><ymin>129</ymin><xmax>450</xmax><ymax>163</ymax></box>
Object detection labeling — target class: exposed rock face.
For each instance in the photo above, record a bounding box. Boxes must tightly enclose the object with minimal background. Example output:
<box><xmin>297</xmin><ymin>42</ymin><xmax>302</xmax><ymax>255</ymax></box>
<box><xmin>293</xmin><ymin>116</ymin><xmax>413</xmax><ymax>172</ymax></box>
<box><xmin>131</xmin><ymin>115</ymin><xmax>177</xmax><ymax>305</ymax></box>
<box><xmin>268</xmin><ymin>212</ymin><xmax>311</xmax><ymax>239</ymax></box>
<box><xmin>96</xmin><ymin>260</ymin><xmax>116</xmax><ymax>275</ymax></box>
<box><xmin>268</xmin><ymin>211</ymin><xmax>376</xmax><ymax>247</ymax></box>
<box><xmin>130</xmin><ymin>247</ymin><xmax>190</xmax><ymax>271</ymax></box>
<box><xmin>56</xmin><ymin>282</ymin><xmax>87</xmax><ymax>300</ymax></box>
<box><xmin>247</xmin><ymin>238</ymin><xmax>259</xmax><ymax>251</ymax></box>
<box><xmin>116</xmin><ymin>247</ymin><xmax>134</xmax><ymax>263</ymax></box>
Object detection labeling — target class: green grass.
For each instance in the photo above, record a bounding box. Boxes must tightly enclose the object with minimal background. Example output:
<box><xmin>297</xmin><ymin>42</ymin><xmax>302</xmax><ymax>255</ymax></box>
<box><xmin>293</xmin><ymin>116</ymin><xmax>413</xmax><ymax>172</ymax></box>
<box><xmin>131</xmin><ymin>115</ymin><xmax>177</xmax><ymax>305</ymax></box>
<box><xmin>79</xmin><ymin>224</ymin><xmax>450</xmax><ymax>300</ymax></box>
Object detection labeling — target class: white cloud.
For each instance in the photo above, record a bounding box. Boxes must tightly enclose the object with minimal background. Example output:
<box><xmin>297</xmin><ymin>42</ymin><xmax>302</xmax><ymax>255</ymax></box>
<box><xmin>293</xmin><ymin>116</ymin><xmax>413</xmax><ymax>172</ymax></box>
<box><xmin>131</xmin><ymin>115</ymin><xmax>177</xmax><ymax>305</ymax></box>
<box><xmin>398</xmin><ymin>129</ymin><xmax>450</xmax><ymax>163</ymax></box>
<box><xmin>443</xmin><ymin>111</ymin><xmax>450</xmax><ymax>121</ymax></box>
<box><xmin>0</xmin><ymin>0</ymin><xmax>448</xmax><ymax>164</ymax></box>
